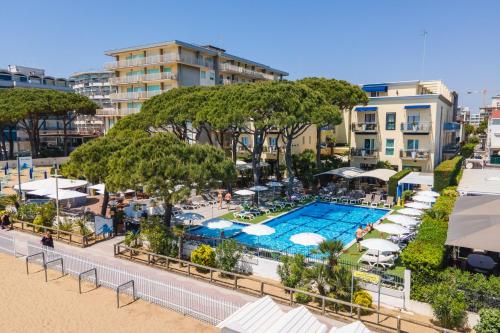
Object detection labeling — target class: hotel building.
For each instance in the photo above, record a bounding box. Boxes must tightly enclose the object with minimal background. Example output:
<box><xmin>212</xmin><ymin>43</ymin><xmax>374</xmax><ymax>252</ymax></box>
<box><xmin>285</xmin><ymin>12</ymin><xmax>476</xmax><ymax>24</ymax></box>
<box><xmin>349</xmin><ymin>80</ymin><xmax>460</xmax><ymax>172</ymax></box>
<box><xmin>104</xmin><ymin>40</ymin><xmax>288</xmax><ymax>130</ymax></box>
<box><xmin>486</xmin><ymin>110</ymin><xmax>500</xmax><ymax>165</ymax></box>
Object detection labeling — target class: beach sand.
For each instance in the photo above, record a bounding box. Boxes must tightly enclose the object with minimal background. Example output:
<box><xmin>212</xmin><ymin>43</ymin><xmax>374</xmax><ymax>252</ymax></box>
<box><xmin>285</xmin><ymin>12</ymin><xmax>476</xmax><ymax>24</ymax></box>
<box><xmin>0</xmin><ymin>253</ymin><xmax>217</xmax><ymax>333</ymax></box>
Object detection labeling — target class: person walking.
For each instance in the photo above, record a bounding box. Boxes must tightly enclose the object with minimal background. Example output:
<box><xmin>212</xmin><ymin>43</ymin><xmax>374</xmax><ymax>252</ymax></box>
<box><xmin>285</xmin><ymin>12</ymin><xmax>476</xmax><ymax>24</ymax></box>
<box><xmin>224</xmin><ymin>192</ymin><xmax>232</xmax><ymax>211</ymax></box>
<box><xmin>41</xmin><ymin>231</ymin><xmax>54</xmax><ymax>248</ymax></box>
<box><xmin>217</xmin><ymin>190</ymin><xmax>223</xmax><ymax>210</ymax></box>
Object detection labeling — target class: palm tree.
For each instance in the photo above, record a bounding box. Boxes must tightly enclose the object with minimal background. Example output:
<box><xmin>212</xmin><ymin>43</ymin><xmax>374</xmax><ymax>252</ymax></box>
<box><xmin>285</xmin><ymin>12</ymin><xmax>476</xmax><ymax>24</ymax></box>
<box><xmin>304</xmin><ymin>263</ymin><xmax>329</xmax><ymax>296</ymax></box>
<box><xmin>315</xmin><ymin>239</ymin><xmax>344</xmax><ymax>269</ymax></box>
<box><xmin>172</xmin><ymin>225</ymin><xmax>186</xmax><ymax>261</ymax></box>
<box><xmin>0</xmin><ymin>194</ymin><xmax>20</xmax><ymax>209</ymax></box>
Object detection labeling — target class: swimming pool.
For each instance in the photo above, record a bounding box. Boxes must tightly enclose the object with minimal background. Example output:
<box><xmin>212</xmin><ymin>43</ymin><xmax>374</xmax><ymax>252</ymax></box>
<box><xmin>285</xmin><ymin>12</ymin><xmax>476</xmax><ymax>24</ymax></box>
<box><xmin>188</xmin><ymin>203</ymin><xmax>389</xmax><ymax>257</ymax></box>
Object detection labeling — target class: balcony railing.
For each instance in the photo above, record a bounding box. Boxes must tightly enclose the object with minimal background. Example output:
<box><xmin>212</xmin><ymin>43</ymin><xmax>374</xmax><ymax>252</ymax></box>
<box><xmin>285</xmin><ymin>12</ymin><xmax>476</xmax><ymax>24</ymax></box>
<box><xmin>443</xmin><ymin>143</ymin><xmax>460</xmax><ymax>154</ymax></box>
<box><xmin>351</xmin><ymin>122</ymin><xmax>378</xmax><ymax>133</ymax></box>
<box><xmin>400</xmin><ymin>122</ymin><xmax>431</xmax><ymax>134</ymax></box>
<box><xmin>104</xmin><ymin>53</ymin><xmax>213</xmax><ymax>70</ymax></box>
<box><xmin>350</xmin><ymin>148</ymin><xmax>378</xmax><ymax>158</ymax></box>
<box><xmin>400</xmin><ymin>149</ymin><xmax>430</xmax><ymax>160</ymax></box>
<box><xmin>110</xmin><ymin>89</ymin><xmax>171</xmax><ymax>101</ymax></box>
<box><xmin>219</xmin><ymin>63</ymin><xmax>275</xmax><ymax>80</ymax></box>
<box><xmin>109</xmin><ymin>72</ymin><xmax>176</xmax><ymax>85</ymax></box>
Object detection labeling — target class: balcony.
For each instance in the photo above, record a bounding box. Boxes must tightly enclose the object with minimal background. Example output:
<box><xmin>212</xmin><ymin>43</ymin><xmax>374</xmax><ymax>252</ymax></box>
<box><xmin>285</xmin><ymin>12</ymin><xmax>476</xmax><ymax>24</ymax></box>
<box><xmin>350</xmin><ymin>148</ymin><xmax>378</xmax><ymax>158</ymax></box>
<box><xmin>400</xmin><ymin>149</ymin><xmax>430</xmax><ymax>160</ymax></box>
<box><xmin>109</xmin><ymin>89</ymin><xmax>171</xmax><ymax>101</ymax></box>
<box><xmin>444</xmin><ymin>122</ymin><xmax>461</xmax><ymax>132</ymax></box>
<box><xmin>351</xmin><ymin>122</ymin><xmax>377</xmax><ymax>133</ymax></box>
<box><xmin>400</xmin><ymin>122</ymin><xmax>431</xmax><ymax>134</ymax></box>
<box><xmin>109</xmin><ymin>72</ymin><xmax>176</xmax><ymax>85</ymax></box>
<box><xmin>443</xmin><ymin>143</ymin><xmax>460</xmax><ymax>154</ymax></box>
<box><xmin>104</xmin><ymin>53</ymin><xmax>213</xmax><ymax>70</ymax></box>
<box><xmin>219</xmin><ymin>63</ymin><xmax>275</xmax><ymax>80</ymax></box>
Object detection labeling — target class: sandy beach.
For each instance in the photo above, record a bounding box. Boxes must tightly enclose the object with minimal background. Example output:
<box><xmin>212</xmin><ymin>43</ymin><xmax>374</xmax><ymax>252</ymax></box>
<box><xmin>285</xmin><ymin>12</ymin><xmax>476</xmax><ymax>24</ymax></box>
<box><xmin>0</xmin><ymin>253</ymin><xmax>216</xmax><ymax>333</ymax></box>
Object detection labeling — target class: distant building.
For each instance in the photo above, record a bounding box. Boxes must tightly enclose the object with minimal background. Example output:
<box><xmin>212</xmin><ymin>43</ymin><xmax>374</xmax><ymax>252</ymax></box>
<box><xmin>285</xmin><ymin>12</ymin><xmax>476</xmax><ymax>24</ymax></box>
<box><xmin>69</xmin><ymin>70</ymin><xmax>116</xmax><ymax>133</ymax></box>
<box><xmin>349</xmin><ymin>80</ymin><xmax>460</xmax><ymax>172</ymax></box>
<box><xmin>487</xmin><ymin>109</ymin><xmax>500</xmax><ymax>164</ymax></box>
<box><xmin>104</xmin><ymin>40</ymin><xmax>288</xmax><ymax>131</ymax></box>
<box><xmin>469</xmin><ymin>113</ymin><xmax>482</xmax><ymax>127</ymax></box>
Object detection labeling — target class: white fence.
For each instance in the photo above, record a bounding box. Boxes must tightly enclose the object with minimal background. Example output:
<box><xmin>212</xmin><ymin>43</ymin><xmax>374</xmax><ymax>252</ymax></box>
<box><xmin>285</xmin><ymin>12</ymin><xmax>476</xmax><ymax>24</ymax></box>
<box><xmin>0</xmin><ymin>232</ymin><xmax>15</xmax><ymax>255</ymax></box>
<box><xmin>26</xmin><ymin>242</ymin><xmax>240</xmax><ymax>325</ymax></box>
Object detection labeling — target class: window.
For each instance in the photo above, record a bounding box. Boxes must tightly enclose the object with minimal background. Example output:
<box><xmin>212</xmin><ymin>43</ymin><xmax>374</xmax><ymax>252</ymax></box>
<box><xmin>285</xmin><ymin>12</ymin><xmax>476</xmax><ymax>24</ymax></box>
<box><xmin>302</xmin><ymin>136</ymin><xmax>305</xmax><ymax>144</ymax></box>
<box><xmin>407</xmin><ymin>113</ymin><xmax>420</xmax><ymax>124</ymax></box>
<box><xmin>364</xmin><ymin>113</ymin><xmax>376</xmax><ymax>123</ymax></box>
<box><xmin>386</xmin><ymin>113</ymin><xmax>396</xmax><ymax>130</ymax></box>
<box><xmin>364</xmin><ymin>138</ymin><xmax>375</xmax><ymax>152</ymax></box>
<box><xmin>407</xmin><ymin>139</ymin><xmax>419</xmax><ymax>151</ymax></box>
<box><xmin>200</xmin><ymin>71</ymin><xmax>206</xmax><ymax>79</ymax></box>
<box><xmin>163</xmin><ymin>67</ymin><xmax>172</xmax><ymax>73</ymax></box>
<box><xmin>241</xmin><ymin>137</ymin><xmax>249</xmax><ymax>147</ymax></box>
<box><xmin>268</xmin><ymin>137</ymin><xmax>277</xmax><ymax>147</ymax></box>
<box><xmin>385</xmin><ymin>139</ymin><xmax>394</xmax><ymax>156</ymax></box>
<box><xmin>370</xmin><ymin>91</ymin><xmax>380</xmax><ymax>97</ymax></box>
<box><xmin>308</xmin><ymin>136</ymin><xmax>311</xmax><ymax>144</ymax></box>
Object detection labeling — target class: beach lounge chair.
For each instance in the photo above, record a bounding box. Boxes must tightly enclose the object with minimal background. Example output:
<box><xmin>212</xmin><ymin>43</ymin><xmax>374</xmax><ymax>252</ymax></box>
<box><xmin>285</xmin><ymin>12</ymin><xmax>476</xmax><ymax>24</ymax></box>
<box><xmin>234</xmin><ymin>211</ymin><xmax>255</xmax><ymax>220</ymax></box>
<box><xmin>201</xmin><ymin>194</ymin><xmax>217</xmax><ymax>205</ymax></box>
<box><xmin>258</xmin><ymin>206</ymin><xmax>271</xmax><ymax>214</ymax></box>
<box><xmin>383</xmin><ymin>196</ymin><xmax>394</xmax><ymax>208</ymax></box>
<box><xmin>370</xmin><ymin>194</ymin><xmax>382</xmax><ymax>207</ymax></box>
<box><xmin>180</xmin><ymin>200</ymin><xmax>199</xmax><ymax>210</ymax></box>
<box><xmin>358</xmin><ymin>252</ymin><xmax>395</xmax><ymax>268</ymax></box>
<box><xmin>361</xmin><ymin>194</ymin><xmax>372</xmax><ymax>206</ymax></box>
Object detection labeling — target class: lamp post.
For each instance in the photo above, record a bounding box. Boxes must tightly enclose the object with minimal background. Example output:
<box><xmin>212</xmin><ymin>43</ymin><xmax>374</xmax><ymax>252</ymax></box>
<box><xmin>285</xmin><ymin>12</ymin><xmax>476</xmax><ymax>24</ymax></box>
<box><xmin>54</xmin><ymin>163</ymin><xmax>60</xmax><ymax>226</ymax></box>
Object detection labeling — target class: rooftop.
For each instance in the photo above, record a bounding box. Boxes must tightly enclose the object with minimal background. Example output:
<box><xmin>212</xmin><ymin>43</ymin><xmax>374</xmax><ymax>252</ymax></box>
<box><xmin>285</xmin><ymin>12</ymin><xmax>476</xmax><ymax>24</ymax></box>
<box><xmin>491</xmin><ymin>109</ymin><xmax>500</xmax><ymax>119</ymax></box>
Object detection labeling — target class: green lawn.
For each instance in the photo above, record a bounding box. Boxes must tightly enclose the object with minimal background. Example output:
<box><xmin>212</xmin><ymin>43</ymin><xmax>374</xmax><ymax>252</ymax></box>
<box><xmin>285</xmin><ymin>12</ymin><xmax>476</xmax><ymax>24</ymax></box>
<box><xmin>218</xmin><ymin>206</ymin><xmax>295</xmax><ymax>224</ymax></box>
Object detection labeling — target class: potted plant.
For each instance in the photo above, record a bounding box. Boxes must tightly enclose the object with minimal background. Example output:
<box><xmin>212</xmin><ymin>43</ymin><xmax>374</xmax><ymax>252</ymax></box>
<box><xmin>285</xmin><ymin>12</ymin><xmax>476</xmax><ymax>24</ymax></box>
<box><xmin>411</xmin><ymin>150</ymin><xmax>417</xmax><ymax>159</ymax></box>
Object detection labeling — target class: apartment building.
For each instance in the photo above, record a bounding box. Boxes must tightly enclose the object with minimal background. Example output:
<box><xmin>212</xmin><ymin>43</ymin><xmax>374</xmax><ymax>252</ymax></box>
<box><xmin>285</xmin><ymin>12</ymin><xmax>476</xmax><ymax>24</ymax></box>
<box><xmin>0</xmin><ymin>65</ymin><xmax>78</xmax><ymax>155</ymax></box>
<box><xmin>469</xmin><ymin>113</ymin><xmax>483</xmax><ymax>127</ymax></box>
<box><xmin>104</xmin><ymin>40</ymin><xmax>288</xmax><ymax>130</ymax></box>
<box><xmin>487</xmin><ymin>110</ymin><xmax>500</xmax><ymax>164</ymax></box>
<box><xmin>70</xmin><ymin>70</ymin><xmax>116</xmax><ymax>133</ymax></box>
<box><xmin>349</xmin><ymin>80</ymin><xmax>460</xmax><ymax>172</ymax></box>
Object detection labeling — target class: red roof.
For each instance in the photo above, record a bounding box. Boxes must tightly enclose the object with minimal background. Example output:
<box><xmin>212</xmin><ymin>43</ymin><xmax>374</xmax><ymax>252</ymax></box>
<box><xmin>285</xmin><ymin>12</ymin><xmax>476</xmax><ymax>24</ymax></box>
<box><xmin>492</xmin><ymin>109</ymin><xmax>500</xmax><ymax>119</ymax></box>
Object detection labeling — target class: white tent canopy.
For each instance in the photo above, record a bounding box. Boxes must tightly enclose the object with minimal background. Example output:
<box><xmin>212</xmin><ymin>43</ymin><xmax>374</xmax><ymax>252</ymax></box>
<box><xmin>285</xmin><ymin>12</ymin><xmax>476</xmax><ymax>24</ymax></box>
<box><xmin>28</xmin><ymin>188</ymin><xmax>88</xmax><ymax>200</ymax></box>
<box><xmin>352</xmin><ymin>169</ymin><xmax>397</xmax><ymax>182</ymax></box>
<box><xmin>330</xmin><ymin>321</ymin><xmax>372</xmax><ymax>333</ymax></box>
<box><xmin>314</xmin><ymin>167</ymin><xmax>364</xmax><ymax>179</ymax></box>
<box><xmin>457</xmin><ymin>169</ymin><xmax>500</xmax><ymax>196</ymax></box>
<box><xmin>397</xmin><ymin>172</ymin><xmax>434</xmax><ymax>186</ymax></box>
<box><xmin>14</xmin><ymin>177</ymin><xmax>88</xmax><ymax>192</ymax></box>
<box><xmin>217</xmin><ymin>296</ymin><xmax>327</xmax><ymax>333</ymax></box>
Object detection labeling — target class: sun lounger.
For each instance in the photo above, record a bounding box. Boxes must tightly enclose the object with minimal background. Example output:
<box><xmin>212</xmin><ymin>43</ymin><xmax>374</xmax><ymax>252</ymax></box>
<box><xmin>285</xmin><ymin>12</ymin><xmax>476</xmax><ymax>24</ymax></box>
<box><xmin>234</xmin><ymin>211</ymin><xmax>255</xmax><ymax>220</ymax></box>
<box><xmin>258</xmin><ymin>206</ymin><xmax>271</xmax><ymax>214</ymax></box>
<box><xmin>361</xmin><ymin>194</ymin><xmax>372</xmax><ymax>206</ymax></box>
<box><xmin>383</xmin><ymin>196</ymin><xmax>394</xmax><ymax>208</ymax></box>
<box><xmin>370</xmin><ymin>194</ymin><xmax>382</xmax><ymax>207</ymax></box>
<box><xmin>201</xmin><ymin>194</ymin><xmax>217</xmax><ymax>205</ymax></box>
<box><xmin>358</xmin><ymin>252</ymin><xmax>395</xmax><ymax>268</ymax></box>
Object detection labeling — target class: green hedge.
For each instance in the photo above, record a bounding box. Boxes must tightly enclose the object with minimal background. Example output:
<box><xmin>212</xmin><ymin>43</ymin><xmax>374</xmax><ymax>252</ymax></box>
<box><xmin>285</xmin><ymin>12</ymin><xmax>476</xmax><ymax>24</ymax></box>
<box><xmin>434</xmin><ymin>156</ymin><xmax>463</xmax><ymax>192</ymax></box>
<box><xmin>460</xmin><ymin>143</ymin><xmax>475</xmax><ymax>159</ymax></box>
<box><xmin>388</xmin><ymin>169</ymin><xmax>411</xmax><ymax>197</ymax></box>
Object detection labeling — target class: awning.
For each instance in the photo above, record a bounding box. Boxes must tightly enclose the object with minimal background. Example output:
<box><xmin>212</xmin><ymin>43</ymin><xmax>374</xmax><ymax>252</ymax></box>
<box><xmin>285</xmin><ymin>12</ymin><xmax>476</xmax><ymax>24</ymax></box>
<box><xmin>28</xmin><ymin>188</ymin><xmax>88</xmax><ymax>200</ymax></box>
<box><xmin>14</xmin><ymin>177</ymin><xmax>88</xmax><ymax>192</ymax></box>
<box><xmin>314</xmin><ymin>167</ymin><xmax>364</xmax><ymax>179</ymax></box>
<box><xmin>446</xmin><ymin>195</ymin><xmax>500</xmax><ymax>252</ymax></box>
<box><xmin>362</xmin><ymin>84</ymin><xmax>388</xmax><ymax>93</ymax></box>
<box><xmin>457</xmin><ymin>169</ymin><xmax>500</xmax><ymax>196</ymax></box>
<box><xmin>353</xmin><ymin>168</ymin><xmax>397</xmax><ymax>182</ymax></box>
<box><xmin>397</xmin><ymin>172</ymin><xmax>434</xmax><ymax>186</ymax></box>
<box><xmin>355</xmin><ymin>106</ymin><xmax>378</xmax><ymax>112</ymax></box>
<box><xmin>404</xmin><ymin>104</ymin><xmax>431</xmax><ymax>109</ymax></box>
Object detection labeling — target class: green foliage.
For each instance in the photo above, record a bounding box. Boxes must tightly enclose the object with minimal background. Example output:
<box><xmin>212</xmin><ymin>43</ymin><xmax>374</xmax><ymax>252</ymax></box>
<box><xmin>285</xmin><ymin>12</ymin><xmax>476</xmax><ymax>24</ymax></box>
<box><xmin>401</xmin><ymin>190</ymin><xmax>413</xmax><ymax>202</ymax></box>
<box><xmin>190</xmin><ymin>244</ymin><xmax>216</xmax><ymax>269</ymax></box>
<box><xmin>428</xmin><ymin>283</ymin><xmax>467</xmax><ymax>329</ymax></box>
<box><xmin>388</xmin><ymin>169</ymin><xmax>411</xmax><ymax>197</ymax></box>
<box><xmin>441</xmin><ymin>186</ymin><xmax>458</xmax><ymax>197</ymax></box>
<box><xmin>467</xmin><ymin>135</ymin><xmax>480</xmax><ymax>145</ymax></box>
<box><xmin>38</xmin><ymin>202</ymin><xmax>56</xmax><ymax>226</ymax></box>
<box><xmin>460</xmin><ymin>143</ymin><xmax>475</xmax><ymax>158</ymax></box>
<box><xmin>140</xmin><ymin>218</ymin><xmax>178</xmax><ymax>257</ymax></box>
<box><xmin>475</xmin><ymin>120</ymin><xmax>488</xmax><ymax>135</ymax></box>
<box><xmin>75</xmin><ymin>219</ymin><xmax>92</xmax><ymax>236</ymax></box>
<box><xmin>315</xmin><ymin>239</ymin><xmax>343</xmax><ymax>269</ymax></box>
<box><xmin>353</xmin><ymin>290</ymin><xmax>373</xmax><ymax>314</ymax></box>
<box><xmin>292</xmin><ymin>149</ymin><xmax>316</xmax><ymax>188</ymax></box>
<box><xmin>464</xmin><ymin>124</ymin><xmax>475</xmax><ymax>137</ymax></box>
<box><xmin>475</xmin><ymin>308</ymin><xmax>500</xmax><ymax>333</ymax></box>
<box><xmin>57</xmin><ymin>220</ymin><xmax>74</xmax><ymax>232</ymax></box>
<box><xmin>374</xmin><ymin>160</ymin><xmax>393</xmax><ymax>169</ymax></box>
<box><xmin>434</xmin><ymin>156</ymin><xmax>463</xmax><ymax>192</ymax></box>
<box><xmin>215</xmin><ymin>239</ymin><xmax>244</xmax><ymax>273</ymax></box>
<box><xmin>294</xmin><ymin>287</ymin><xmax>313</xmax><ymax>304</ymax></box>
<box><xmin>124</xmin><ymin>231</ymin><xmax>140</xmax><ymax>247</ymax></box>
<box><xmin>16</xmin><ymin>203</ymin><xmax>39</xmax><ymax>222</ymax></box>
<box><xmin>277</xmin><ymin>254</ymin><xmax>306</xmax><ymax>289</ymax></box>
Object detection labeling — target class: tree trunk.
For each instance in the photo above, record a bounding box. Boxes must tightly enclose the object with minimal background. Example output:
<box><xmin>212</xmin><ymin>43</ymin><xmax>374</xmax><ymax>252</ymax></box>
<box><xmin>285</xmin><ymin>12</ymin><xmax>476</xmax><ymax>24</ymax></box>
<box><xmin>101</xmin><ymin>190</ymin><xmax>110</xmax><ymax>216</ymax></box>
<box><xmin>163</xmin><ymin>202</ymin><xmax>173</xmax><ymax>227</ymax></box>
<box><xmin>231</xmin><ymin>135</ymin><xmax>238</xmax><ymax>163</ymax></box>
<box><xmin>285</xmin><ymin>135</ymin><xmax>294</xmax><ymax>197</ymax></box>
<box><xmin>275</xmin><ymin>134</ymin><xmax>281</xmax><ymax>180</ymax></box>
<box><xmin>63</xmin><ymin>114</ymin><xmax>69</xmax><ymax>156</ymax></box>
<box><xmin>0</xmin><ymin>131</ymin><xmax>7</xmax><ymax>160</ymax></box>
<box><xmin>177</xmin><ymin>235</ymin><xmax>183</xmax><ymax>260</ymax></box>
<box><xmin>8</xmin><ymin>127</ymin><xmax>14</xmax><ymax>159</ymax></box>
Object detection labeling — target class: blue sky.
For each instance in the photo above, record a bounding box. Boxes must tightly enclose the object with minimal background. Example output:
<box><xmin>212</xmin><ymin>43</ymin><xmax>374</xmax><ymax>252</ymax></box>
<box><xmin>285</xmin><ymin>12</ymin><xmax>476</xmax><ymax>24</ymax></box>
<box><xmin>1</xmin><ymin>0</ymin><xmax>499</xmax><ymax>111</ymax></box>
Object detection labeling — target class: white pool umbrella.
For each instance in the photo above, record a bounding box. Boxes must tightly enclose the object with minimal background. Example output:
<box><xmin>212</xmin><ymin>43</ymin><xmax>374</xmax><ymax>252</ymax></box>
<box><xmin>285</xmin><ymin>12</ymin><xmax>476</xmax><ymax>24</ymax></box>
<box><xmin>177</xmin><ymin>212</ymin><xmax>204</xmax><ymax>225</ymax></box>
<box><xmin>249</xmin><ymin>185</ymin><xmax>268</xmax><ymax>192</ymax></box>
<box><xmin>235</xmin><ymin>189</ymin><xmax>255</xmax><ymax>196</ymax></box>
<box><xmin>290</xmin><ymin>232</ymin><xmax>326</xmax><ymax>246</ymax></box>
<box><xmin>398</xmin><ymin>208</ymin><xmax>424</xmax><ymax>217</ymax></box>
<box><xmin>417</xmin><ymin>190</ymin><xmax>440</xmax><ymax>197</ymax></box>
<box><xmin>374</xmin><ymin>223</ymin><xmax>410</xmax><ymax>235</ymax></box>
<box><xmin>206</xmin><ymin>219</ymin><xmax>233</xmax><ymax>229</ymax></box>
<box><xmin>413</xmin><ymin>195</ymin><xmax>436</xmax><ymax>203</ymax></box>
<box><xmin>360</xmin><ymin>238</ymin><xmax>400</xmax><ymax>252</ymax></box>
<box><xmin>266</xmin><ymin>181</ymin><xmax>283</xmax><ymax>187</ymax></box>
<box><xmin>242</xmin><ymin>224</ymin><xmax>275</xmax><ymax>236</ymax></box>
<box><xmin>405</xmin><ymin>202</ymin><xmax>430</xmax><ymax>210</ymax></box>
<box><xmin>386</xmin><ymin>214</ymin><xmax>420</xmax><ymax>226</ymax></box>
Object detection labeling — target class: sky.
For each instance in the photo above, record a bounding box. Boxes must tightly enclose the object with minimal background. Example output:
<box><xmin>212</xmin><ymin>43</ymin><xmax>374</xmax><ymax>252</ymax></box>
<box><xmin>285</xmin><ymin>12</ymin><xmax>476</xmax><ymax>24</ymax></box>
<box><xmin>1</xmin><ymin>0</ymin><xmax>499</xmax><ymax>112</ymax></box>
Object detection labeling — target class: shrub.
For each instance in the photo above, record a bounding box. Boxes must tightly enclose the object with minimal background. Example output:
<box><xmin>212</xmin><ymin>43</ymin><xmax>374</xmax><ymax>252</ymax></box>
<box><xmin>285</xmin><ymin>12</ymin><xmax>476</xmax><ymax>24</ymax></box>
<box><xmin>429</xmin><ymin>283</ymin><xmax>467</xmax><ymax>329</ymax></box>
<box><xmin>294</xmin><ymin>287</ymin><xmax>313</xmax><ymax>304</ymax></box>
<box><xmin>215</xmin><ymin>239</ymin><xmax>244</xmax><ymax>273</ymax></box>
<box><xmin>190</xmin><ymin>244</ymin><xmax>216</xmax><ymax>270</ymax></box>
<box><xmin>401</xmin><ymin>190</ymin><xmax>413</xmax><ymax>202</ymax></box>
<box><xmin>468</xmin><ymin>136</ymin><xmax>480</xmax><ymax>145</ymax></box>
<box><xmin>460</xmin><ymin>143</ymin><xmax>475</xmax><ymax>158</ymax></box>
<box><xmin>140</xmin><ymin>218</ymin><xmax>178</xmax><ymax>257</ymax></box>
<box><xmin>388</xmin><ymin>169</ymin><xmax>411</xmax><ymax>197</ymax></box>
<box><xmin>58</xmin><ymin>220</ymin><xmax>74</xmax><ymax>232</ymax></box>
<box><xmin>16</xmin><ymin>203</ymin><xmax>39</xmax><ymax>222</ymax></box>
<box><xmin>75</xmin><ymin>219</ymin><xmax>91</xmax><ymax>236</ymax></box>
<box><xmin>277</xmin><ymin>254</ymin><xmax>306</xmax><ymax>289</ymax></box>
<box><xmin>353</xmin><ymin>290</ymin><xmax>373</xmax><ymax>314</ymax></box>
<box><xmin>434</xmin><ymin>156</ymin><xmax>463</xmax><ymax>192</ymax></box>
<box><xmin>475</xmin><ymin>308</ymin><xmax>500</xmax><ymax>333</ymax></box>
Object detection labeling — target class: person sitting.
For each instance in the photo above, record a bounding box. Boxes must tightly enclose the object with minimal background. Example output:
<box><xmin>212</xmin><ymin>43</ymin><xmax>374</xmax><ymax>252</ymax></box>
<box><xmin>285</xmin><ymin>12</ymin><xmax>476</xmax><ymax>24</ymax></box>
<box><xmin>0</xmin><ymin>213</ymin><xmax>10</xmax><ymax>229</ymax></box>
<box><xmin>355</xmin><ymin>225</ymin><xmax>364</xmax><ymax>252</ymax></box>
<box><xmin>364</xmin><ymin>223</ymin><xmax>373</xmax><ymax>233</ymax></box>
<box><xmin>41</xmin><ymin>231</ymin><xmax>54</xmax><ymax>248</ymax></box>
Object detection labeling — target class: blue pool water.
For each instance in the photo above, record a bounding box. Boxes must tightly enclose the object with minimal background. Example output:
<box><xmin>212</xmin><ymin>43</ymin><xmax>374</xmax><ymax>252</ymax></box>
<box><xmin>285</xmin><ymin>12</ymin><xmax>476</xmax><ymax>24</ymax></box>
<box><xmin>188</xmin><ymin>203</ymin><xmax>388</xmax><ymax>257</ymax></box>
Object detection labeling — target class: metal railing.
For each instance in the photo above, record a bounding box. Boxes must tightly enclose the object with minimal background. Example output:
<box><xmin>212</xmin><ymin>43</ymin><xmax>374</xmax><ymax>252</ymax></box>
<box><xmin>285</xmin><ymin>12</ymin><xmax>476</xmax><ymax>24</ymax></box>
<box><xmin>400</xmin><ymin>149</ymin><xmax>431</xmax><ymax>160</ymax></box>
<box><xmin>109</xmin><ymin>89</ymin><xmax>171</xmax><ymax>101</ymax></box>
<box><xmin>350</xmin><ymin>148</ymin><xmax>379</xmax><ymax>158</ymax></box>
<box><xmin>400</xmin><ymin>122</ymin><xmax>431</xmax><ymax>133</ymax></box>
<box><xmin>109</xmin><ymin>72</ymin><xmax>176</xmax><ymax>85</ymax></box>
<box><xmin>105</xmin><ymin>53</ymin><xmax>214</xmax><ymax>70</ymax></box>
<box><xmin>113</xmin><ymin>241</ymin><xmax>458</xmax><ymax>333</ymax></box>
<box><xmin>219</xmin><ymin>63</ymin><xmax>275</xmax><ymax>80</ymax></box>
<box><xmin>0</xmin><ymin>232</ymin><xmax>15</xmax><ymax>255</ymax></box>
<box><xmin>351</xmin><ymin>123</ymin><xmax>378</xmax><ymax>132</ymax></box>
<box><xmin>26</xmin><ymin>242</ymin><xmax>239</xmax><ymax>325</ymax></box>
<box><xmin>11</xmin><ymin>218</ymin><xmax>107</xmax><ymax>248</ymax></box>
